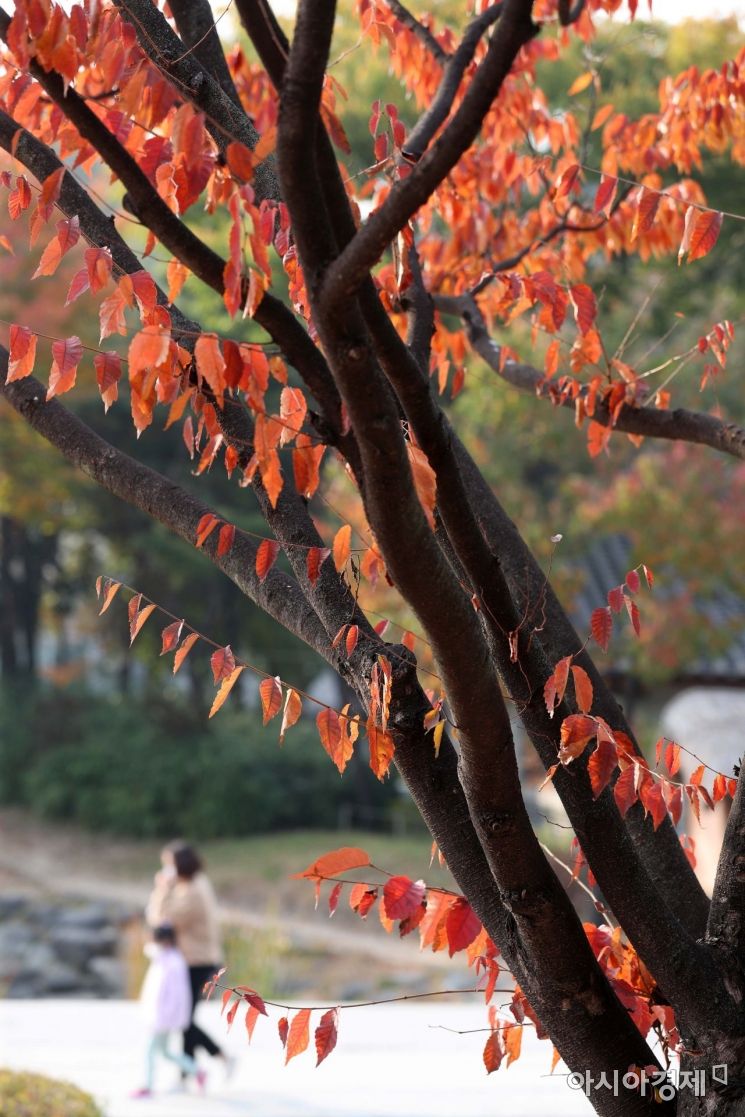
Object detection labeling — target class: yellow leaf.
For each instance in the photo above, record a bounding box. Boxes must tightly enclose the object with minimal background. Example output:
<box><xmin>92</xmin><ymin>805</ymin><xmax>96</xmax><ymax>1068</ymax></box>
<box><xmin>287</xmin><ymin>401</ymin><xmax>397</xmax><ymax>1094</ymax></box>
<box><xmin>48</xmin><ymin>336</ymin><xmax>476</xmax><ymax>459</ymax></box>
<box><xmin>209</xmin><ymin>665</ymin><xmax>245</xmax><ymax>718</ymax></box>
<box><xmin>567</xmin><ymin>70</ymin><xmax>594</xmax><ymax>96</ymax></box>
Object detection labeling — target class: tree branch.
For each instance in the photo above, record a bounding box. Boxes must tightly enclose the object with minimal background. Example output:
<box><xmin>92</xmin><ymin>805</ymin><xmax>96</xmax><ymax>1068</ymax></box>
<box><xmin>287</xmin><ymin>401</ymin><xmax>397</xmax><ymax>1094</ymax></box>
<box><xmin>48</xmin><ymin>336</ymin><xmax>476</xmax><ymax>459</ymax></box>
<box><xmin>168</xmin><ymin>0</ymin><xmax>244</xmax><ymax>111</ymax></box>
<box><xmin>462</xmin><ymin>295</ymin><xmax>745</xmax><ymax>461</ymax></box>
<box><xmin>383</xmin><ymin>0</ymin><xmax>449</xmax><ymax>66</ymax></box>
<box><xmin>319</xmin><ymin>0</ymin><xmax>538</xmax><ymax>309</ymax></box>
<box><xmin>110</xmin><ymin>0</ymin><xmax>279</xmax><ymax>202</ymax></box>
<box><xmin>402</xmin><ymin>3</ymin><xmax>503</xmax><ymax>162</ymax></box>
<box><xmin>708</xmin><ymin>763</ymin><xmax>745</xmax><ymax>968</ymax></box>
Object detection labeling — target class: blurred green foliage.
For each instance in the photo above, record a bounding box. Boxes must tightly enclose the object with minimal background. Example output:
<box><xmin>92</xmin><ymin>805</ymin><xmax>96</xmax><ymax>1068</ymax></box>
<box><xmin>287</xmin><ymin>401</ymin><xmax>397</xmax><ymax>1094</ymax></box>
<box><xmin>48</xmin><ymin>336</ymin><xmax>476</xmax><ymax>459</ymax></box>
<box><xmin>0</xmin><ymin>685</ymin><xmax>396</xmax><ymax>838</ymax></box>
<box><xmin>0</xmin><ymin>1071</ymin><xmax>103</xmax><ymax>1117</ymax></box>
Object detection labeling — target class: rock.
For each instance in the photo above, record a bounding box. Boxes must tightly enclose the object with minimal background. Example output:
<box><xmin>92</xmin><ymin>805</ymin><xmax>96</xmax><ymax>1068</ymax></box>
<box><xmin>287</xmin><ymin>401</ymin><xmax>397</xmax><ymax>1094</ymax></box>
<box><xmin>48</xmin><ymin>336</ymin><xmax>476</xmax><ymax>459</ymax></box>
<box><xmin>49</xmin><ymin>926</ymin><xmax>118</xmax><ymax>968</ymax></box>
<box><xmin>0</xmin><ymin>920</ymin><xmax>34</xmax><ymax>969</ymax></box>
<box><xmin>0</xmin><ymin>895</ymin><xmax>29</xmax><ymax>921</ymax></box>
<box><xmin>55</xmin><ymin>902</ymin><xmax>113</xmax><ymax>931</ymax></box>
<box><xmin>87</xmin><ymin>955</ymin><xmax>125</xmax><ymax>994</ymax></box>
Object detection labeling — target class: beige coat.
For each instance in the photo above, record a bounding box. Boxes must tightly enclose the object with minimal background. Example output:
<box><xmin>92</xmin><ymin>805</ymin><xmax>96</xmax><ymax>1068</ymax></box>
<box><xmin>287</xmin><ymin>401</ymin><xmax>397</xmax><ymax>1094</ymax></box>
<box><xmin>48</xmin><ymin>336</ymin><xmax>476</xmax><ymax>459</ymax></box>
<box><xmin>145</xmin><ymin>873</ymin><xmax>223</xmax><ymax>967</ymax></box>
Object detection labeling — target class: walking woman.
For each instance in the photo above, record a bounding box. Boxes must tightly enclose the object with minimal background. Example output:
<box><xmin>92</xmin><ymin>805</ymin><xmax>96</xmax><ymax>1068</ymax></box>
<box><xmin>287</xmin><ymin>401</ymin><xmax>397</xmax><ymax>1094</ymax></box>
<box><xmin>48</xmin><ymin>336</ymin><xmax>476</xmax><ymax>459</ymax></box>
<box><xmin>146</xmin><ymin>841</ymin><xmax>234</xmax><ymax>1076</ymax></box>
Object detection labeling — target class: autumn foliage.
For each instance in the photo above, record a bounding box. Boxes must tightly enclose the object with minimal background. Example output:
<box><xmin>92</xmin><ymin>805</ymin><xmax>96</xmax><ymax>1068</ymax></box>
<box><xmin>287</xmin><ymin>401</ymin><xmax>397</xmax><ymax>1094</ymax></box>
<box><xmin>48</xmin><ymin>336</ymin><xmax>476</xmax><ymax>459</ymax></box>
<box><xmin>1</xmin><ymin>0</ymin><xmax>745</xmax><ymax>1114</ymax></box>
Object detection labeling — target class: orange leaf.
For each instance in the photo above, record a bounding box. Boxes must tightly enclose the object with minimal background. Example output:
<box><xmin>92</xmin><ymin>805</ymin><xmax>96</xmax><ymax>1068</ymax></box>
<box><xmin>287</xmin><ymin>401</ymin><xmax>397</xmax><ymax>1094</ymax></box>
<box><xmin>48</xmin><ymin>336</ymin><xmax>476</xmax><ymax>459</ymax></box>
<box><xmin>6</xmin><ymin>324</ymin><xmax>37</xmax><ymax>383</ymax></box>
<box><xmin>503</xmin><ymin>1024</ymin><xmax>522</xmax><ymax>1067</ymax></box>
<box><xmin>332</xmin><ymin>524</ymin><xmax>352</xmax><ymax>572</ymax></box>
<box><xmin>173</xmin><ymin>631</ymin><xmax>199</xmax><ymax>674</ymax></box>
<box><xmin>315</xmin><ymin>1007</ymin><xmax>339</xmax><ymax>1066</ymax></box>
<box><xmin>217</xmin><ymin>523</ymin><xmax>235</xmax><ymax>557</ymax></box>
<box><xmin>317</xmin><ymin>708</ymin><xmax>352</xmax><ymax>774</ymax></box>
<box><xmin>567</xmin><ymin>70</ymin><xmax>594</xmax><ymax>95</ymax></box>
<box><xmin>483</xmin><ymin>1031</ymin><xmax>503</xmax><ymax>1074</ymax></box>
<box><xmin>128</xmin><ymin>597</ymin><xmax>156</xmax><ymax>644</ymax></box>
<box><xmin>211</xmin><ymin>644</ymin><xmax>236</xmax><ymax>683</ymax></box>
<box><xmin>559</xmin><ymin>714</ymin><xmax>597</xmax><ymax>762</ymax></box>
<box><xmin>195</xmin><ymin>333</ymin><xmax>226</xmax><ymax>403</ymax></box>
<box><xmin>98</xmin><ymin>579</ymin><xmax>121</xmax><ymax>615</ymax></box>
<box><xmin>571</xmin><ymin>665</ymin><xmax>593</xmax><ymax>714</ymax></box>
<box><xmin>245</xmin><ymin>1004</ymin><xmax>260</xmax><ymax>1043</ymax></box>
<box><xmin>47</xmin><ymin>335</ymin><xmax>83</xmax><ymax>399</ymax></box>
<box><xmin>294</xmin><ymin>847</ymin><xmax>371</xmax><ymax>880</ymax></box>
<box><xmin>129</xmin><ymin>326</ymin><xmax>170</xmax><ymax>373</ymax></box>
<box><xmin>406</xmin><ymin>443</ymin><xmax>437</xmax><ymax>530</ymax></box>
<box><xmin>209</xmin><ymin>665</ymin><xmax>245</xmax><ymax>718</ymax></box>
<box><xmin>279</xmin><ymin>688</ymin><xmax>302</xmax><ymax>743</ymax></box>
<box><xmin>279</xmin><ymin>386</ymin><xmax>307</xmax><ymax>446</ymax></box>
<box><xmin>631</xmin><ymin>187</ymin><xmax>660</xmax><ymax>243</ymax></box>
<box><xmin>285</xmin><ymin>1009</ymin><xmax>311</xmax><ymax>1064</ymax></box>
<box><xmin>544</xmin><ymin>655</ymin><xmax>571</xmax><ymax>715</ymax></box>
<box><xmin>255</xmin><ymin>538</ymin><xmax>280</xmax><ymax>581</ymax></box>
<box><xmin>260</xmin><ymin>676</ymin><xmax>282</xmax><ymax>724</ymax></box>
<box><xmin>368</xmin><ymin>724</ymin><xmax>395</xmax><ymax>780</ymax></box>
<box><xmin>345</xmin><ymin>625</ymin><xmax>359</xmax><ymax>656</ymax></box>
<box><xmin>196</xmin><ymin>513</ymin><xmax>221</xmax><ymax>548</ymax></box>
<box><xmin>591</xmin><ymin>104</ymin><xmax>614</xmax><ymax>131</ymax></box>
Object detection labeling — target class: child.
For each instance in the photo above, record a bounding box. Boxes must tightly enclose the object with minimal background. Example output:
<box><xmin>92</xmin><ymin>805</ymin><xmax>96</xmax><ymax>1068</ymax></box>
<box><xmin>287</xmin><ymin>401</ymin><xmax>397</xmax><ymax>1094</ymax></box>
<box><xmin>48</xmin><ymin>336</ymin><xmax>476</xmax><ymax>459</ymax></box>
<box><xmin>131</xmin><ymin>923</ymin><xmax>207</xmax><ymax>1098</ymax></box>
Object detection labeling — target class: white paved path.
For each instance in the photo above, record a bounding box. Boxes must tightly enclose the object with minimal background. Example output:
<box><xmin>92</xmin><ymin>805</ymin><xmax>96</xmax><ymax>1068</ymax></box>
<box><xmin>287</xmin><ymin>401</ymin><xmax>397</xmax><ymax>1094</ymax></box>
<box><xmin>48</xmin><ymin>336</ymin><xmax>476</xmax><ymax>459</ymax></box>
<box><xmin>0</xmin><ymin>1000</ymin><xmax>591</xmax><ymax>1116</ymax></box>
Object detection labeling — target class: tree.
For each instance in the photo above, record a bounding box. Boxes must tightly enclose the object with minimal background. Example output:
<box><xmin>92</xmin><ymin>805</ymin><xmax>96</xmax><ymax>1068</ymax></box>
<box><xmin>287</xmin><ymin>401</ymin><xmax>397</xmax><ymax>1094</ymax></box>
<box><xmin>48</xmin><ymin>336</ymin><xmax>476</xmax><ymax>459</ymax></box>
<box><xmin>0</xmin><ymin>1</ymin><xmax>744</xmax><ymax>1113</ymax></box>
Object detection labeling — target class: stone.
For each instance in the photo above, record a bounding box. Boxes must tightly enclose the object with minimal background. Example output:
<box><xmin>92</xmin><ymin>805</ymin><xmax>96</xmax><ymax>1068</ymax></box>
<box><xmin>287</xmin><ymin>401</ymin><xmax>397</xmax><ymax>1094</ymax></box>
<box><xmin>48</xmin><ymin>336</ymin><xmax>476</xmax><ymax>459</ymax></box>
<box><xmin>87</xmin><ymin>955</ymin><xmax>125</xmax><ymax>993</ymax></box>
<box><xmin>49</xmin><ymin>926</ymin><xmax>118</xmax><ymax>968</ymax></box>
<box><xmin>0</xmin><ymin>895</ymin><xmax>29</xmax><ymax>921</ymax></box>
<box><xmin>55</xmin><ymin>902</ymin><xmax>113</xmax><ymax>930</ymax></box>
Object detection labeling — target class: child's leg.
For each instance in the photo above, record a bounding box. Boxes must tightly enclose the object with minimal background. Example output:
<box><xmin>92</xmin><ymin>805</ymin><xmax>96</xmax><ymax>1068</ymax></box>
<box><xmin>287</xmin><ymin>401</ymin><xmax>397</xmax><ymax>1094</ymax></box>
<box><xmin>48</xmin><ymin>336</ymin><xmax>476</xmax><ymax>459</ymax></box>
<box><xmin>160</xmin><ymin>1033</ymin><xmax>199</xmax><ymax>1078</ymax></box>
<box><xmin>146</xmin><ymin>1034</ymin><xmax>168</xmax><ymax>1091</ymax></box>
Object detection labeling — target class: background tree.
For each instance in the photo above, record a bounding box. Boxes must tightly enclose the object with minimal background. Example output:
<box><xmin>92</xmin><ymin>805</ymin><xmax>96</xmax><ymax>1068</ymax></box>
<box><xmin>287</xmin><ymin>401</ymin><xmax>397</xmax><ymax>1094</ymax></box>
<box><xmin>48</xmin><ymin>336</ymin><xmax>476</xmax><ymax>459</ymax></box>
<box><xmin>0</xmin><ymin>1</ymin><xmax>744</xmax><ymax>1114</ymax></box>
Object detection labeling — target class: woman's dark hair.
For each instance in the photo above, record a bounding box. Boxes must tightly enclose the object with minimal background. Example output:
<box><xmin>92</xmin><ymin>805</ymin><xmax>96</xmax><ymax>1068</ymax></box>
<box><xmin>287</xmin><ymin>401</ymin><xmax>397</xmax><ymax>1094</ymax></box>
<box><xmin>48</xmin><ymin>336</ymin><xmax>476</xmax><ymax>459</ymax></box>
<box><xmin>153</xmin><ymin>923</ymin><xmax>177</xmax><ymax>946</ymax></box>
<box><xmin>165</xmin><ymin>841</ymin><xmax>203</xmax><ymax>880</ymax></box>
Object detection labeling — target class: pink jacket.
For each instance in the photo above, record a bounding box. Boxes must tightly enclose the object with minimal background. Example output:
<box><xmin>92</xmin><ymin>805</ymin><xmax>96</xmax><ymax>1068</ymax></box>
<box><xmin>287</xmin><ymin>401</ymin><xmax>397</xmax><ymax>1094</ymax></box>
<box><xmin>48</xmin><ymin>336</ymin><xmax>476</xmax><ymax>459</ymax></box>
<box><xmin>139</xmin><ymin>944</ymin><xmax>192</xmax><ymax>1032</ymax></box>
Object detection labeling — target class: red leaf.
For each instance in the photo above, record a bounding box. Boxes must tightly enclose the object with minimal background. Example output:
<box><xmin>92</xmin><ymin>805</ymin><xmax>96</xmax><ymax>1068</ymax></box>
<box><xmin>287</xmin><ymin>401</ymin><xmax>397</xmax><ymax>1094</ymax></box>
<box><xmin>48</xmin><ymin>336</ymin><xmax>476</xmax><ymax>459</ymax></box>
<box><xmin>544</xmin><ymin>655</ymin><xmax>571</xmax><ymax>716</ymax></box>
<box><xmin>349</xmin><ymin>883</ymin><xmax>378</xmax><ymax>918</ymax></box>
<box><xmin>664</xmin><ymin>742</ymin><xmax>681</xmax><ymax>777</ymax></box>
<box><xmin>160</xmin><ymin>620</ymin><xmax>183</xmax><ymax>655</ymax></box>
<box><xmin>607</xmin><ymin>585</ymin><xmax>624</xmax><ymax>614</ymax></box>
<box><xmin>93</xmin><ymin>351</ymin><xmax>121</xmax><ymax>412</ymax></box>
<box><xmin>642</xmin><ymin>564</ymin><xmax>654</xmax><ymax>590</ymax></box>
<box><xmin>571</xmin><ymin>665</ymin><xmax>593</xmax><ymax>714</ymax></box>
<box><xmin>235</xmin><ymin>986</ymin><xmax>268</xmax><ymax>1016</ymax></box>
<box><xmin>687</xmin><ymin>209</ymin><xmax>723</xmax><ymax>263</ymax></box>
<box><xmin>279</xmin><ymin>688</ymin><xmax>302</xmax><ymax>744</ymax></box>
<box><xmin>294</xmin><ymin>847</ymin><xmax>371</xmax><ymax>880</ymax></box>
<box><xmin>307</xmin><ymin>546</ymin><xmax>331</xmax><ymax>586</ymax></box>
<box><xmin>625</xmin><ymin>569</ymin><xmax>640</xmax><ymax>593</ymax></box>
<box><xmin>593</xmin><ymin>174</ymin><xmax>617</xmax><ymax>216</ymax></box>
<box><xmin>445</xmin><ymin>897</ymin><xmax>481</xmax><ymax>956</ymax></box>
<box><xmin>209</xmin><ymin>665</ymin><xmax>245</xmax><ymax>718</ymax></box>
<box><xmin>368</xmin><ymin>724</ymin><xmax>395</xmax><ymax>781</ymax></box>
<box><xmin>483</xmin><ymin>1031</ymin><xmax>503</xmax><ymax>1074</ymax></box>
<box><xmin>211</xmin><ymin>645</ymin><xmax>236</xmax><ymax>683</ymax></box>
<box><xmin>588</xmin><ymin>738</ymin><xmax>618</xmax><ymax>798</ymax></box>
<box><xmin>383</xmin><ymin>875</ymin><xmax>426</xmax><ymax>921</ymax></box>
<box><xmin>315</xmin><ymin>1007</ymin><xmax>339</xmax><ymax>1066</ymax></box>
<box><xmin>256</xmin><ymin>538</ymin><xmax>280</xmax><ymax>581</ymax></box>
<box><xmin>217</xmin><ymin>523</ymin><xmax>235</xmax><ymax>557</ymax></box>
<box><xmin>285</xmin><ymin>1009</ymin><xmax>311</xmax><ymax>1064</ymax></box>
<box><xmin>624</xmin><ymin>595</ymin><xmax>641</xmax><ymax>636</ymax></box>
<box><xmin>570</xmin><ymin>284</ymin><xmax>596</xmax><ymax>336</ymax></box>
<box><xmin>278</xmin><ymin>1016</ymin><xmax>289</xmax><ymax>1048</ymax></box>
<box><xmin>614</xmin><ymin>764</ymin><xmax>638</xmax><ymax>818</ymax></box>
<box><xmin>591</xmin><ymin>607</ymin><xmax>612</xmax><ymax>651</ymax></box>
<box><xmin>640</xmin><ymin>779</ymin><xmax>667</xmax><ymax>830</ymax></box>
<box><xmin>259</xmin><ymin>676</ymin><xmax>282</xmax><ymax>723</ymax></box>
<box><xmin>48</xmin><ymin>335</ymin><xmax>83</xmax><ymax>399</ymax></box>
<box><xmin>328</xmin><ymin>882</ymin><xmax>343</xmax><ymax>916</ymax></box>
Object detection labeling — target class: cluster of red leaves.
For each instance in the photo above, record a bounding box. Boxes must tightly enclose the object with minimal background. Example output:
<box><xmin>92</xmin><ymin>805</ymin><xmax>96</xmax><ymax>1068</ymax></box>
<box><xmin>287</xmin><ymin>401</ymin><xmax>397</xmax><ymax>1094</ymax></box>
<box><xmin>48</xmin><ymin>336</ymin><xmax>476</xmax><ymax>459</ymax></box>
<box><xmin>589</xmin><ymin>564</ymin><xmax>653</xmax><ymax>652</ymax></box>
